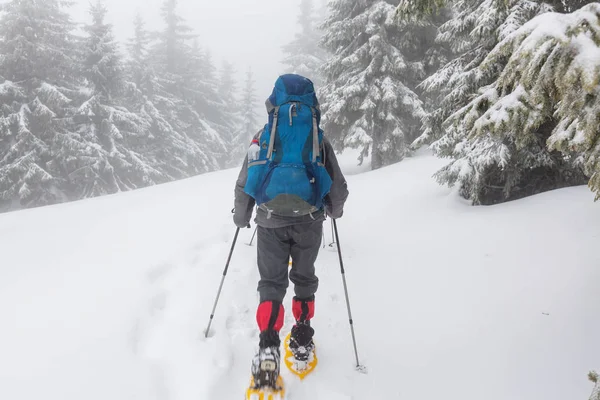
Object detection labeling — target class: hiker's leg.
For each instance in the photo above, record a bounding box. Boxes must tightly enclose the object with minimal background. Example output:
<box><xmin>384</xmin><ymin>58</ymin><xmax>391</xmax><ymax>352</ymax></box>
<box><xmin>256</xmin><ymin>226</ymin><xmax>291</xmax><ymax>336</ymax></box>
<box><xmin>288</xmin><ymin>221</ymin><xmax>322</xmax><ymax>355</ymax></box>
<box><xmin>288</xmin><ymin>221</ymin><xmax>322</xmax><ymax>306</ymax></box>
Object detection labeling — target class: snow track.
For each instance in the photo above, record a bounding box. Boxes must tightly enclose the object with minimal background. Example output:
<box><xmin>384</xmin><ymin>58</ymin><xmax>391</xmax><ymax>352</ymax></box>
<box><xmin>1</xmin><ymin>151</ymin><xmax>598</xmax><ymax>400</ymax></box>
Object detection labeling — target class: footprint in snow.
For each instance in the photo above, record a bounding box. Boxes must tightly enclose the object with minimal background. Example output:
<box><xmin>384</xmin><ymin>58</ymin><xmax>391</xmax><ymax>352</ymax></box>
<box><xmin>147</xmin><ymin>262</ymin><xmax>175</xmax><ymax>284</ymax></box>
<box><xmin>149</xmin><ymin>292</ymin><xmax>167</xmax><ymax>315</ymax></box>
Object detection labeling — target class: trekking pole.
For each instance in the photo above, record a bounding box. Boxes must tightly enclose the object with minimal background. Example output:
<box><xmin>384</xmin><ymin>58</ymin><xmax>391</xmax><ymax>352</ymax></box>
<box><xmin>329</xmin><ymin>218</ymin><xmax>336</xmax><ymax>247</ymax></box>
<box><xmin>204</xmin><ymin>227</ymin><xmax>240</xmax><ymax>338</ymax></box>
<box><xmin>248</xmin><ymin>225</ymin><xmax>257</xmax><ymax>246</ymax></box>
<box><xmin>332</xmin><ymin>219</ymin><xmax>366</xmax><ymax>373</ymax></box>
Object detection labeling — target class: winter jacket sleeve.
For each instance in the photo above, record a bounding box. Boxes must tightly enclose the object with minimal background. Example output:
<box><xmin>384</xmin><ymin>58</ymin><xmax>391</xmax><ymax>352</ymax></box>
<box><xmin>233</xmin><ymin>131</ymin><xmax>260</xmax><ymax>228</ymax></box>
<box><xmin>233</xmin><ymin>155</ymin><xmax>255</xmax><ymax>228</ymax></box>
<box><xmin>322</xmin><ymin>137</ymin><xmax>349</xmax><ymax>219</ymax></box>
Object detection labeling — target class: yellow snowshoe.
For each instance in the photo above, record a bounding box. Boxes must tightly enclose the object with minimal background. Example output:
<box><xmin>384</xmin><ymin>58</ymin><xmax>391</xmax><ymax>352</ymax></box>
<box><xmin>283</xmin><ymin>331</ymin><xmax>318</xmax><ymax>379</ymax></box>
<box><xmin>245</xmin><ymin>375</ymin><xmax>285</xmax><ymax>400</ymax></box>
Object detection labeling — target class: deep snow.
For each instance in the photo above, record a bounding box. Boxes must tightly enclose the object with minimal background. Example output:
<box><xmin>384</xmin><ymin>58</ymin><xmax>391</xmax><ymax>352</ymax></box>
<box><xmin>0</xmin><ymin>149</ymin><xmax>598</xmax><ymax>400</ymax></box>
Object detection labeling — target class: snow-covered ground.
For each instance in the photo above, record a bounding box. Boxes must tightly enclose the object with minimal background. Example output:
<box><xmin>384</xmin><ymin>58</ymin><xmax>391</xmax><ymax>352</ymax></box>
<box><xmin>1</xmin><ymin>150</ymin><xmax>598</xmax><ymax>400</ymax></box>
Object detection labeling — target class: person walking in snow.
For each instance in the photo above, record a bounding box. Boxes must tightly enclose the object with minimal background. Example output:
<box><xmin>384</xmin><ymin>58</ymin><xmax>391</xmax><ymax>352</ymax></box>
<box><xmin>233</xmin><ymin>74</ymin><xmax>348</xmax><ymax>391</ymax></box>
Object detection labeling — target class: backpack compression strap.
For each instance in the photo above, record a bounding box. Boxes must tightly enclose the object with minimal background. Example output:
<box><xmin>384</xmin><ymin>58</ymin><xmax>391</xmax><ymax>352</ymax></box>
<box><xmin>266</xmin><ymin>106</ymin><xmax>280</xmax><ymax>160</ymax></box>
<box><xmin>311</xmin><ymin>108</ymin><xmax>319</xmax><ymax>163</ymax></box>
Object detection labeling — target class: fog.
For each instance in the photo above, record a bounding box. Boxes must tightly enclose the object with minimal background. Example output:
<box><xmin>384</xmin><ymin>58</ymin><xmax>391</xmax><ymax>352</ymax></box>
<box><xmin>70</xmin><ymin>0</ymin><xmax>301</xmax><ymax>104</ymax></box>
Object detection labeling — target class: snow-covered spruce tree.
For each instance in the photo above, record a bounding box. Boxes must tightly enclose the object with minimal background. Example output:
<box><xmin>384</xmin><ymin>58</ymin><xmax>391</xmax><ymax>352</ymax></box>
<box><xmin>150</xmin><ymin>0</ymin><xmax>225</xmax><ymax>173</ymax></box>
<box><xmin>219</xmin><ymin>62</ymin><xmax>240</xmax><ymax>112</ymax></box>
<box><xmin>548</xmin><ymin>0</ymin><xmax>595</xmax><ymax>12</ymax></box>
<box><xmin>396</xmin><ymin>0</ymin><xmax>446</xmax><ymax>18</ymax></box>
<box><xmin>282</xmin><ymin>0</ymin><xmax>329</xmax><ymax>86</ymax></box>
<box><xmin>395</xmin><ymin>0</ymin><xmax>452</xmax><ymax>70</ymax></box>
<box><xmin>183</xmin><ymin>42</ymin><xmax>229</xmax><ymax>161</ymax></box>
<box><xmin>219</xmin><ymin>61</ymin><xmax>245</xmax><ymax>167</ymax></box>
<box><xmin>0</xmin><ymin>0</ymin><xmax>80</xmax><ymax>210</ymax></box>
<box><xmin>590</xmin><ymin>371</ymin><xmax>600</xmax><ymax>400</ymax></box>
<box><xmin>319</xmin><ymin>0</ymin><xmax>427</xmax><ymax>170</ymax></box>
<box><xmin>410</xmin><ymin>0</ymin><xmax>552</xmax><ymax>148</ymax></box>
<box><xmin>194</xmin><ymin>48</ymin><xmax>226</xmax><ymax>130</ymax></box>
<box><xmin>395</xmin><ymin>0</ymin><xmax>452</xmax><ymax>131</ymax></box>
<box><xmin>432</xmin><ymin>4</ymin><xmax>600</xmax><ymax>204</ymax></box>
<box><xmin>125</xmin><ymin>12</ymin><xmax>170</xmax><ymax>176</ymax></box>
<box><xmin>124</xmin><ymin>13</ymin><xmax>210</xmax><ymax>180</ymax></box>
<box><xmin>237</xmin><ymin>67</ymin><xmax>260</xmax><ymax>145</ymax></box>
<box><xmin>71</xmin><ymin>0</ymin><xmax>158</xmax><ymax>198</ymax></box>
<box><xmin>127</xmin><ymin>13</ymin><xmax>156</xmax><ymax>96</ymax></box>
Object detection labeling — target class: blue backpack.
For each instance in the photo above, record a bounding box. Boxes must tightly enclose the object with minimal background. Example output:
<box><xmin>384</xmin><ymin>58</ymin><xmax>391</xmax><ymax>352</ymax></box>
<box><xmin>244</xmin><ymin>74</ymin><xmax>332</xmax><ymax>218</ymax></box>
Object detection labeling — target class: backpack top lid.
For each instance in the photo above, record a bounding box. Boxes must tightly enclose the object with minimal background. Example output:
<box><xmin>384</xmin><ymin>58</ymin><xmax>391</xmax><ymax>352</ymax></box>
<box><xmin>265</xmin><ymin>74</ymin><xmax>319</xmax><ymax>111</ymax></box>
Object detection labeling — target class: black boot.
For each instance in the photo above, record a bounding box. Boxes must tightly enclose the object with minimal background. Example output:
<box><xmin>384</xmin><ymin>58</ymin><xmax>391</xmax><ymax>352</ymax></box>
<box><xmin>289</xmin><ymin>321</ymin><xmax>315</xmax><ymax>361</ymax></box>
<box><xmin>251</xmin><ymin>329</ymin><xmax>282</xmax><ymax>389</ymax></box>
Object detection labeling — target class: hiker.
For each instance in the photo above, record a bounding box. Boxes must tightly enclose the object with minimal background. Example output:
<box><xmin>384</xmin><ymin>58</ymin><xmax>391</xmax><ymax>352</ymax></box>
<box><xmin>233</xmin><ymin>74</ymin><xmax>348</xmax><ymax>391</ymax></box>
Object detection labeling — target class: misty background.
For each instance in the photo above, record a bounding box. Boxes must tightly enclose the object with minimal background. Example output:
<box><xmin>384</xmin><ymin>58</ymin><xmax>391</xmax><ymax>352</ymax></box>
<box><xmin>71</xmin><ymin>0</ymin><xmax>300</xmax><ymax>104</ymax></box>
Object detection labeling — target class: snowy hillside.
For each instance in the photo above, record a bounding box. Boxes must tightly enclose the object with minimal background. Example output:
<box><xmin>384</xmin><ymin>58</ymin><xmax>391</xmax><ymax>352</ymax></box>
<box><xmin>0</xmin><ymin>150</ymin><xmax>598</xmax><ymax>400</ymax></box>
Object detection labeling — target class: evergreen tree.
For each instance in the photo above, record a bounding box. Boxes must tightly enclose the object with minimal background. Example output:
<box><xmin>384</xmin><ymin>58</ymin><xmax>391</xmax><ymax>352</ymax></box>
<box><xmin>282</xmin><ymin>0</ymin><xmax>329</xmax><ymax>86</ymax></box>
<box><xmin>546</xmin><ymin>0</ymin><xmax>593</xmax><ymax>12</ymax></box>
<box><xmin>590</xmin><ymin>371</ymin><xmax>599</xmax><ymax>400</ymax></box>
<box><xmin>319</xmin><ymin>0</ymin><xmax>427</xmax><ymax>170</ymax></box>
<box><xmin>395</xmin><ymin>0</ymin><xmax>451</xmax><ymax>138</ymax></box>
<box><xmin>126</xmin><ymin>13</ymin><xmax>155</xmax><ymax>95</ymax></box>
<box><xmin>396</xmin><ymin>0</ymin><xmax>446</xmax><ymax>18</ymax></box>
<box><xmin>81</xmin><ymin>1</ymin><xmax>123</xmax><ymax>102</ymax></box>
<box><xmin>183</xmin><ymin>42</ymin><xmax>229</xmax><ymax>148</ymax></box>
<box><xmin>156</xmin><ymin>0</ymin><xmax>194</xmax><ymax>78</ymax></box>
<box><xmin>431</xmin><ymin>4</ymin><xmax>600</xmax><ymax>204</ymax></box>
<box><xmin>410</xmin><ymin>0</ymin><xmax>552</xmax><ymax>147</ymax></box>
<box><xmin>238</xmin><ymin>67</ymin><xmax>260</xmax><ymax>144</ymax></box>
<box><xmin>219</xmin><ymin>61</ymin><xmax>245</xmax><ymax>167</ymax></box>
<box><xmin>71</xmin><ymin>0</ymin><xmax>155</xmax><ymax>198</ymax></box>
<box><xmin>125</xmin><ymin>12</ymin><xmax>175</xmax><ymax>179</ymax></box>
<box><xmin>125</xmin><ymin>12</ymin><xmax>222</xmax><ymax>179</ymax></box>
<box><xmin>150</xmin><ymin>0</ymin><xmax>226</xmax><ymax>172</ymax></box>
<box><xmin>219</xmin><ymin>62</ymin><xmax>238</xmax><ymax>106</ymax></box>
<box><xmin>0</xmin><ymin>0</ymin><xmax>78</xmax><ymax>209</ymax></box>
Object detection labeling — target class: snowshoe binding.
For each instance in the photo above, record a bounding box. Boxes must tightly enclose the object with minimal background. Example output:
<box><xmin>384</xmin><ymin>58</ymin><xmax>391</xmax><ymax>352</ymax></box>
<box><xmin>283</xmin><ymin>322</ymin><xmax>317</xmax><ymax>379</ymax></box>
<box><xmin>246</xmin><ymin>331</ymin><xmax>285</xmax><ymax>400</ymax></box>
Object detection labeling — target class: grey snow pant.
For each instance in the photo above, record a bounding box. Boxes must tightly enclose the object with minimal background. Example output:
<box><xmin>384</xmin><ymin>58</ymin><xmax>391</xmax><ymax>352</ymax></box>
<box><xmin>257</xmin><ymin>221</ymin><xmax>323</xmax><ymax>303</ymax></box>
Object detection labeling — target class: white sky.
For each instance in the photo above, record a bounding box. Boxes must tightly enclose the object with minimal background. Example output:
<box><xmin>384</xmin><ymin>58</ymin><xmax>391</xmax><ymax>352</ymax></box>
<box><xmin>70</xmin><ymin>0</ymin><xmax>308</xmax><ymax>112</ymax></box>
